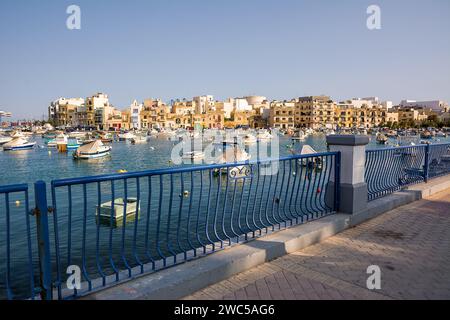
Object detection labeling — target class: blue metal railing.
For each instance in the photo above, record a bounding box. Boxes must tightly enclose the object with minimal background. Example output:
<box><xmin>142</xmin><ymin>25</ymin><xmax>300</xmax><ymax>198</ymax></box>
<box><xmin>0</xmin><ymin>184</ymin><xmax>36</xmax><ymax>300</ymax></box>
<box><xmin>365</xmin><ymin>143</ymin><xmax>450</xmax><ymax>201</ymax></box>
<box><xmin>428</xmin><ymin>143</ymin><xmax>450</xmax><ymax>179</ymax></box>
<box><xmin>47</xmin><ymin>152</ymin><xmax>339</xmax><ymax>299</ymax></box>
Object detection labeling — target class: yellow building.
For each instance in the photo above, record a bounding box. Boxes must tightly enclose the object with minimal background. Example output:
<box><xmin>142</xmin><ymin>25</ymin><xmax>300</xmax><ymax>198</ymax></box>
<box><xmin>269</xmin><ymin>104</ymin><xmax>295</xmax><ymax>129</ymax></box>
<box><xmin>295</xmin><ymin>96</ymin><xmax>335</xmax><ymax>129</ymax></box>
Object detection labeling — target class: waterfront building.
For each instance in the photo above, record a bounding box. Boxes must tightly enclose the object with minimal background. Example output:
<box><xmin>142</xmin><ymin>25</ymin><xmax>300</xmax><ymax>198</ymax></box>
<box><xmin>225</xmin><ymin>110</ymin><xmax>255</xmax><ymax>128</ymax></box>
<box><xmin>172</xmin><ymin>100</ymin><xmax>196</xmax><ymax>116</ymax></box>
<box><xmin>140</xmin><ymin>101</ymin><xmax>171</xmax><ymax>129</ymax></box>
<box><xmin>269</xmin><ymin>101</ymin><xmax>295</xmax><ymax>129</ymax></box>
<box><xmin>129</xmin><ymin>100</ymin><xmax>143</xmax><ymax>130</ymax></box>
<box><xmin>48</xmin><ymin>97</ymin><xmax>84</xmax><ymax>127</ymax></box>
<box><xmin>105</xmin><ymin>108</ymin><xmax>130</xmax><ymax>131</ymax></box>
<box><xmin>193</xmin><ymin>95</ymin><xmax>215</xmax><ymax>114</ymax></box>
<box><xmin>398</xmin><ymin>107</ymin><xmax>429</xmax><ymax>124</ymax></box>
<box><xmin>295</xmin><ymin>96</ymin><xmax>335</xmax><ymax>129</ymax></box>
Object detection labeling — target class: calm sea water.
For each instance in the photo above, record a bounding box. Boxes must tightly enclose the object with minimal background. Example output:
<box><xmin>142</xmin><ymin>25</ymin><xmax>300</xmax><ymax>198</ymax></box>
<box><xmin>3</xmin><ymin>133</ymin><xmax>448</xmax><ymax>186</ymax></box>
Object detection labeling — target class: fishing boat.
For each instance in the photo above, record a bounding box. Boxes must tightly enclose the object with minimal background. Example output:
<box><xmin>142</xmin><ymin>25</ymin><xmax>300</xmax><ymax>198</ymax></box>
<box><xmin>118</xmin><ymin>132</ymin><xmax>136</xmax><ymax>141</ymax></box>
<box><xmin>2</xmin><ymin>137</ymin><xmax>36</xmax><ymax>151</ymax></box>
<box><xmin>73</xmin><ymin>140</ymin><xmax>112</xmax><ymax>160</ymax></box>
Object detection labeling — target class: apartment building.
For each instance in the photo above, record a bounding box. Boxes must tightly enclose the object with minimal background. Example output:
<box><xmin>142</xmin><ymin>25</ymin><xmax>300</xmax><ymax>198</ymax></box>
<box><xmin>269</xmin><ymin>102</ymin><xmax>295</xmax><ymax>129</ymax></box>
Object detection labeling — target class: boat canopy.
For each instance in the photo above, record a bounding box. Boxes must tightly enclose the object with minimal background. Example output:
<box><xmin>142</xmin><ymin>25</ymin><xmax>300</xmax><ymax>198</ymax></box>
<box><xmin>3</xmin><ymin>137</ymin><xmax>28</xmax><ymax>148</ymax></box>
<box><xmin>300</xmin><ymin>145</ymin><xmax>317</xmax><ymax>156</ymax></box>
<box><xmin>216</xmin><ymin>147</ymin><xmax>249</xmax><ymax>164</ymax></box>
<box><xmin>76</xmin><ymin>140</ymin><xmax>104</xmax><ymax>153</ymax></box>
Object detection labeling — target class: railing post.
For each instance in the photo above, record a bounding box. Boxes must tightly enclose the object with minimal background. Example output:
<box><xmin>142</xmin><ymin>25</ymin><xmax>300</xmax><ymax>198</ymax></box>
<box><xmin>424</xmin><ymin>144</ymin><xmax>430</xmax><ymax>183</ymax></box>
<box><xmin>325</xmin><ymin>135</ymin><xmax>369</xmax><ymax>215</ymax></box>
<box><xmin>333</xmin><ymin>151</ymin><xmax>341</xmax><ymax>212</ymax></box>
<box><xmin>34</xmin><ymin>181</ymin><xmax>53</xmax><ymax>300</ymax></box>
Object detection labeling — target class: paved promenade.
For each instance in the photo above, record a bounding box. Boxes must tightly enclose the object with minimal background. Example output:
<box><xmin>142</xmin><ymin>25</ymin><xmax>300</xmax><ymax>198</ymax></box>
<box><xmin>183</xmin><ymin>189</ymin><xmax>450</xmax><ymax>300</ymax></box>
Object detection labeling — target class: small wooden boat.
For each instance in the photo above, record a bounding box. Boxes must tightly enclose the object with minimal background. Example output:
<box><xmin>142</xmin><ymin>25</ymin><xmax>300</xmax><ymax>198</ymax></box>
<box><xmin>118</xmin><ymin>132</ymin><xmax>136</xmax><ymax>141</ymax></box>
<box><xmin>73</xmin><ymin>140</ymin><xmax>112</xmax><ymax>160</ymax></box>
<box><xmin>2</xmin><ymin>138</ymin><xmax>36</xmax><ymax>151</ymax></box>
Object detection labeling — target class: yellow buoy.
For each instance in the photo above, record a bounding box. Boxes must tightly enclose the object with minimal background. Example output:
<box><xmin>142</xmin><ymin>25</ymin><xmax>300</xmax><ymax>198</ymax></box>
<box><xmin>117</xmin><ymin>169</ymin><xmax>127</xmax><ymax>174</ymax></box>
<box><xmin>15</xmin><ymin>201</ymin><xmax>20</xmax><ymax>207</ymax></box>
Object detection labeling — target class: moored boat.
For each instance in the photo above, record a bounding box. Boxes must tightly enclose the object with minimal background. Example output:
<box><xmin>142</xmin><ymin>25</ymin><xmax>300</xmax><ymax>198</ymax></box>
<box><xmin>2</xmin><ymin>137</ymin><xmax>36</xmax><ymax>151</ymax></box>
<box><xmin>118</xmin><ymin>132</ymin><xmax>136</xmax><ymax>141</ymax></box>
<box><xmin>73</xmin><ymin>140</ymin><xmax>112</xmax><ymax>160</ymax></box>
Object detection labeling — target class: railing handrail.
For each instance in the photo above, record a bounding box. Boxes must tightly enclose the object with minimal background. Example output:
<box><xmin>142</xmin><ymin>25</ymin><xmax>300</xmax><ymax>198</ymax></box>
<box><xmin>0</xmin><ymin>184</ymin><xmax>28</xmax><ymax>194</ymax></box>
<box><xmin>51</xmin><ymin>152</ymin><xmax>339</xmax><ymax>187</ymax></box>
<box><xmin>366</xmin><ymin>142</ymin><xmax>450</xmax><ymax>153</ymax></box>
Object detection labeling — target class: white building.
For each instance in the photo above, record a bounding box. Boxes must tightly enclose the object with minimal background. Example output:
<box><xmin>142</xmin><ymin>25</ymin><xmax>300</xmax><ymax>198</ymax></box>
<box><xmin>130</xmin><ymin>100</ymin><xmax>143</xmax><ymax>129</ymax></box>
<box><xmin>400</xmin><ymin>100</ymin><xmax>448</xmax><ymax>112</ymax></box>
<box><xmin>48</xmin><ymin>97</ymin><xmax>85</xmax><ymax>123</ymax></box>
<box><xmin>193</xmin><ymin>95</ymin><xmax>214</xmax><ymax>114</ymax></box>
<box><xmin>86</xmin><ymin>93</ymin><xmax>110</xmax><ymax>110</ymax></box>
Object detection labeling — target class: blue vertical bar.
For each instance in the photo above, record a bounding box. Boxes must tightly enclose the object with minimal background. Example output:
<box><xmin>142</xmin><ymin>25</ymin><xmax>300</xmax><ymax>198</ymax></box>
<box><xmin>34</xmin><ymin>181</ymin><xmax>53</xmax><ymax>300</ymax></box>
<box><xmin>424</xmin><ymin>143</ymin><xmax>430</xmax><ymax>183</ymax></box>
<box><xmin>334</xmin><ymin>152</ymin><xmax>341</xmax><ymax>212</ymax></box>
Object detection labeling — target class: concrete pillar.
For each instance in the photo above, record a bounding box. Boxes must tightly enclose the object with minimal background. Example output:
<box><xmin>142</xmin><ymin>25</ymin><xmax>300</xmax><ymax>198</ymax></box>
<box><xmin>326</xmin><ymin>135</ymin><xmax>369</xmax><ymax>215</ymax></box>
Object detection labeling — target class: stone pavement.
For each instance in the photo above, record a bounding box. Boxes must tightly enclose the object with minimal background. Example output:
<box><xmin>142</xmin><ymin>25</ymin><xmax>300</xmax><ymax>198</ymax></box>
<box><xmin>183</xmin><ymin>189</ymin><xmax>450</xmax><ymax>300</ymax></box>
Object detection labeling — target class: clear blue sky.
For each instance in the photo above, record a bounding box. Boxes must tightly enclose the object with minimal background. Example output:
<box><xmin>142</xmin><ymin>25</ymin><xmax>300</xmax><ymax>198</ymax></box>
<box><xmin>0</xmin><ymin>0</ymin><xmax>449</xmax><ymax>119</ymax></box>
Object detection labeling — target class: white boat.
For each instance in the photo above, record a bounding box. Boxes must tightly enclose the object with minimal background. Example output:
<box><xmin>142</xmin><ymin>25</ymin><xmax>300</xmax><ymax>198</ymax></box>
<box><xmin>118</xmin><ymin>132</ymin><xmax>136</xmax><ymax>141</ymax></box>
<box><xmin>47</xmin><ymin>134</ymin><xmax>68</xmax><ymax>148</ymax></box>
<box><xmin>214</xmin><ymin>145</ymin><xmax>251</xmax><ymax>176</ymax></box>
<box><xmin>292</xmin><ymin>130</ymin><xmax>307</xmax><ymax>141</ymax></box>
<box><xmin>73</xmin><ymin>140</ymin><xmax>112</xmax><ymax>159</ymax></box>
<box><xmin>0</xmin><ymin>136</ymin><xmax>12</xmax><ymax>145</ymax></box>
<box><xmin>2</xmin><ymin>138</ymin><xmax>36</xmax><ymax>151</ymax></box>
<box><xmin>130</xmin><ymin>136</ymin><xmax>148</xmax><ymax>144</ymax></box>
<box><xmin>68</xmin><ymin>131</ymin><xmax>87</xmax><ymax>139</ymax></box>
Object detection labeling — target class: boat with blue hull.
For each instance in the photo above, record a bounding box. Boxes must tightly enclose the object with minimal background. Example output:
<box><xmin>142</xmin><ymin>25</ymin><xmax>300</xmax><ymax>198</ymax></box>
<box><xmin>2</xmin><ymin>137</ymin><xmax>36</xmax><ymax>151</ymax></box>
